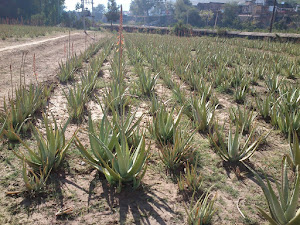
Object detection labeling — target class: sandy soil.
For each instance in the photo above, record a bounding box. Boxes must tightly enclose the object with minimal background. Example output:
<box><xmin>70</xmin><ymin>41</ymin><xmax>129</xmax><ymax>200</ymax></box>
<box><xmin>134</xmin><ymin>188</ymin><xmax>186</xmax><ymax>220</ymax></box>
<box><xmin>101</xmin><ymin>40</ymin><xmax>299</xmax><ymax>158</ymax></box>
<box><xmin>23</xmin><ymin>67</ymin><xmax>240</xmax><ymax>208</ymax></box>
<box><xmin>0</xmin><ymin>31</ymin><xmax>104</xmax><ymax>104</ymax></box>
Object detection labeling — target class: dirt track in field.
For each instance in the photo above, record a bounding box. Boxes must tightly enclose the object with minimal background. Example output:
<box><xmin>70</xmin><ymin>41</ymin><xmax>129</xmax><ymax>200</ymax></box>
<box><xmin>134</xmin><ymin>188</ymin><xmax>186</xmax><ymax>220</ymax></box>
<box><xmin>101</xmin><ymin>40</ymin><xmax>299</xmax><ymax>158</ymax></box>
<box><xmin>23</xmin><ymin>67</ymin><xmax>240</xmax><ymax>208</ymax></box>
<box><xmin>0</xmin><ymin>31</ymin><xmax>104</xmax><ymax>105</ymax></box>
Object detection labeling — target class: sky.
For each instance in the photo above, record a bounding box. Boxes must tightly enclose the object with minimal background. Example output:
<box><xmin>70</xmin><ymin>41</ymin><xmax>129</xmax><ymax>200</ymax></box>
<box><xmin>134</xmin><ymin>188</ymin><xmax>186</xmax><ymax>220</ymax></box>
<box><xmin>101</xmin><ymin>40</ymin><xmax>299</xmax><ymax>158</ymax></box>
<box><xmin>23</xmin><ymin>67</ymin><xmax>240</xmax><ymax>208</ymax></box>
<box><xmin>64</xmin><ymin>0</ymin><xmax>131</xmax><ymax>11</ymax></box>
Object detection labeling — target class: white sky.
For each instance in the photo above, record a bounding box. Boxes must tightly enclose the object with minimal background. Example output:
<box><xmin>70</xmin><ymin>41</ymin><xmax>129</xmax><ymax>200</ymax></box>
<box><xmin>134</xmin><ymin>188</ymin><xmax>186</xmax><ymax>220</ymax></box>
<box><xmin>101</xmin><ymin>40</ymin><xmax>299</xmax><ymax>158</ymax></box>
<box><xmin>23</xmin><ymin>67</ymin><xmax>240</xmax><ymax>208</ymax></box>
<box><xmin>64</xmin><ymin>0</ymin><xmax>131</xmax><ymax>11</ymax></box>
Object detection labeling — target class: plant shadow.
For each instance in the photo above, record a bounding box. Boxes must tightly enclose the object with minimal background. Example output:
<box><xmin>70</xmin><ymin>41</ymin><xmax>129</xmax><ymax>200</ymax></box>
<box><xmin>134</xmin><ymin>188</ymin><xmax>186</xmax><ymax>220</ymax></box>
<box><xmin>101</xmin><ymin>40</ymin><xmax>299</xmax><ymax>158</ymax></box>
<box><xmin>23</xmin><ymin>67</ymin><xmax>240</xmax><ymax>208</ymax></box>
<box><xmin>88</xmin><ymin>173</ymin><xmax>176</xmax><ymax>225</ymax></box>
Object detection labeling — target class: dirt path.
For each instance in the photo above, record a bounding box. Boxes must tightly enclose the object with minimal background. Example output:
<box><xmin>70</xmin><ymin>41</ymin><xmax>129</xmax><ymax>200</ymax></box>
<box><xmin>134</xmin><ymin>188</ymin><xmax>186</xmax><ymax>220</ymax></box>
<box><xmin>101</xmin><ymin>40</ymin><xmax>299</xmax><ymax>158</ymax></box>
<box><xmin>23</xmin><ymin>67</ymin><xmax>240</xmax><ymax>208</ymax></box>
<box><xmin>0</xmin><ymin>33</ymin><xmax>80</xmax><ymax>53</ymax></box>
<box><xmin>0</xmin><ymin>31</ymin><xmax>106</xmax><ymax>105</ymax></box>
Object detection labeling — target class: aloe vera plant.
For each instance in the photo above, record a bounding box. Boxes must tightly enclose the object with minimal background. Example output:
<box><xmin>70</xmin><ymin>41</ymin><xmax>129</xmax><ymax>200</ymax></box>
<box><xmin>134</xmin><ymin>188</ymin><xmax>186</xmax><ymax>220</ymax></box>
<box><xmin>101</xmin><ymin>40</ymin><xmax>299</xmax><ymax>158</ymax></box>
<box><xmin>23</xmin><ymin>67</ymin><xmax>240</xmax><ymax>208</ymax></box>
<box><xmin>22</xmin><ymin>161</ymin><xmax>50</xmax><ymax>192</ymax></box>
<box><xmin>178</xmin><ymin>160</ymin><xmax>202</xmax><ymax>192</ymax></box>
<box><xmin>149</xmin><ymin>104</ymin><xmax>183</xmax><ymax>145</ymax></box>
<box><xmin>58</xmin><ymin>55</ymin><xmax>82</xmax><ymax>83</ymax></box>
<box><xmin>234</xmin><ymin>84</ymin><xmax>247</xmax><ymax>104</ymax></box>
<box><xmin>279</xmin><ymin>87</ymin><xmax>300</xmax><ymax>112</ymax></box>
<box><xmin>14</xmin><ymin>115</ymin><xmax>73</xmax><ymax>176</ymax></box>
<box><xmin>208</xmin><ymin>122</ymin><xmax>226</xmax><ymax>147</ymax></box>
<box><xmin>110</xmin><ymin>108</ymin><xmax>144</xmax><ymax>148</ymax></box>
<box><xmin>103</xmin><ymin>80</ymin><xmax>130</xmax><ymax>114</ymax></box>
<box><xmin>136</xmin><ymin>66</ymin><xmax>159</xmax><ymax>97</ymax></box>
<box><xmin>190</xmin><ymin>94</ymin><xmax>216</xmax><ymax>133</ymax></box>
<box><xmin>0</xmin><ymin>118</ymin><xmax>6</xmax><ymax>138</ymax></box>
<box><xmin>1</xmin><ymin>84</ymin><xmax>51</xmax><ymax>141</ymax></box>
<box><xmin>196</xmin><ymin>81</ymin><xmax>212</xmax><ymax>102</ymax></box>
<box><xmin>247</xmin><ymin>160</ymin><xmax>300</xmax><ymax>225</ymax></box>
<box><xmin>210</xmin><ymin>125</ymin><xmax>265</xmax><ymax>162</ymax></box>
<box><xmin>256</xmin><ymin>95</ymin><xmax>273</xmax><ymax>121</ymax></box>
<box><xmin>87</xmin><ymin>114</ymin><xmax>117</xmax><ymax>163</ymax></box>
<box><xmin>80</xmin><ymin>69</ymin><xmax>97</xmax><ymax>95</ymax></box>
<box><xmin>160</xmin><ymin>128</ymin><xmax>194</xmax><ymax>170</ymax></box>
<box><xmin>230</xmin><ymin>106</ymin><xmax>256</xmax><ymax>134</ymax></box>
<box><xmin>285</xmin><ymin>132</ymin><xmax>300</xmax><ymax>171</ymax></box>
<box><xmin>75</xmin><ymin>130</ymin><xmax>148</xmax><ymax>192</ymax></box>
<box><xmin>272</xmin><ymin>103</ymin><xmax>300</xmax><ymax>136</ymax></box>
<box><xmin>185</xmin><ymin>191</ymin><xmax>217</xmax><ymax>225</ymax></box>
<box><xmin>265</xmin><ymin>74</ymin><xmax>284</xmax><ymax>93</ymax></box>
<box><xmin>150</xmin><ymin>94</ymin><xmax>160</xmax><ymax>116</ymax></box>
<box><xmin>172</xmin><ymin>84</ymin><xmax>188</xmax><ymax>106</ymax></box>
<box><xmin>277</xmin><ymin>110</ymin><xmax>300</xmax><ymax>136</ymax></box>
<box><xmin>63</xmin><ymin>84</ymin><xmax>88</xmax><ymax>122</ymax></box>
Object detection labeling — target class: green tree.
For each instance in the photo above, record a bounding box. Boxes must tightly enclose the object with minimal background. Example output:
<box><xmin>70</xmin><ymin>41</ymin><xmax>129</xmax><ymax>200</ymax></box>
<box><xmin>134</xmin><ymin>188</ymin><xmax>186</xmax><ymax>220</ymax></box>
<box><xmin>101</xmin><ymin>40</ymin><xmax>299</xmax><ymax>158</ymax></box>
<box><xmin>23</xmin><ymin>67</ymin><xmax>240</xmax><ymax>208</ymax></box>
<box><xmin>174</xmin><ymin>0</ymin><xmax>202</xmax><ymax>27</ymax></box>
<box><xmin>199</xmin><ymin>10</ymin><xmax>214</xmax><ymax>26</ymax></box>
<box><xmin>221</xmin><ymin>3</ymin><xmax>241</xmax><ymax>28</ymax></box>
<box><xmin>130</xmin><ymin>0</ymin><xmax>154</xmax><ymax>16</ymax></box>
<box><xmin>105</xmin><ymin>0</ymin><xmax>120</xmax><ymax>27</ymax></box>
<box><xmin>174</xmin><ymin>0</ymin><xmax>192</xmax><ymax>22</ymax></box>
<box><xmin>187</xmin><ymin>7</ymin><xmax>202</xmax><ymax>27</ymax></box>
<box><xmin>94</xmin><ymin>4</ymin><xmax>105</xmax><ymax>22</ymax></box>
<box><xmin>0</xmin><ymin>0</ymin><xmax>65</xmax><ymax>25</ymax></box>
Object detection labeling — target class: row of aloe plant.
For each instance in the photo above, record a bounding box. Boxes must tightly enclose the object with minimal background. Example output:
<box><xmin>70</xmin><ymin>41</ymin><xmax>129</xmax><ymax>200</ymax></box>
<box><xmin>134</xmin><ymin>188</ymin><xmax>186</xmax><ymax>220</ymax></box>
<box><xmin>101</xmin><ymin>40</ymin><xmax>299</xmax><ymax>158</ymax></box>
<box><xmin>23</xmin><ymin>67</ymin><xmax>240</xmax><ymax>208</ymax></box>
<box><xmin>130</xmin><ymin>33</ymin><xmax>300</xmax><ymax>225</ymax></box>
<box><xmin>8</xmin><ymin>29</ymin><xmax>145</xmax><ymax>194</ymax></box>
<box><xmin>72</xmin><ymin>19</ymin><xmax>149</xmax><ymax>192</ymax></box>
<box><xmin>78</xmin><ymin>21</ymin><xmax>149</xmax><ymax>191</ymax></box>
<box><xmin>126</xmin><ymin>35</ymin><xmax>198</xmax><ymax>172</ymax></box>
<box><xmin>0</xmin><ymin>82</ymin><xmax>52</xmax><ymax>143</ymax></box>
<box><xmin>4</xmin><ymin>37</ymin><xmax>113</xmax><ymax>192</ymax></box>
<box><xmin>126</xmin><ymin>35</ymin><xmax>218</xmax><ymax>225</ymax></box>
<box><xmin>136</xmin><ymin>33</ymin><xmax>268</xmax><ymax>165</ymax></box>
<box><xmin>127</xmin><ymin>33</ymin><xmax>296</xmax><ymax>225</ymax></box>
<box><xmin>11</xmin><ymin>114</ymin><xmax>73</xmax><ymax>192</ymax></box>
<box><xmin>75</xmin><ymin>105</ymin><xmax>147</xmax><ymax>192</ymax></box>
<box><xmin>58</xmin><ymin>36</ymin><xmax>111</xmax><ymax>83</ymax></box>
<box><xmin>256</xmin><ymin>84</ymin><xmax>300</xmax><ymax>136</ymax></box>
<box><xmin>63</xmin><ymin>41</ymin><xmax>113</xmax><ymax>122</ymax></box>
<box><xmin>138</xmin><ymin>32</ymin><xmax>299</xmax><ymax>140</ymax></box>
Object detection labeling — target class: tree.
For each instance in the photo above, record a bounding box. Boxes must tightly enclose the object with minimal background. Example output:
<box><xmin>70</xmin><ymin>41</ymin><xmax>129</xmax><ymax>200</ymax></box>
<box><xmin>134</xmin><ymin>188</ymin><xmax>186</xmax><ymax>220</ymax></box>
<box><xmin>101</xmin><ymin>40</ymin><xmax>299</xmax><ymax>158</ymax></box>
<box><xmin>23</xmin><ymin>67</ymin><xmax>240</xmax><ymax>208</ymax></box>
<box><xmin>174</xmin><ymin>0</ymin><xmax>202</xmax><ymax>27</ymax></box>
<box><xmin>75</xmin><ymin>2</ymin><xmax>82</xmax><ymax>11</ymax></box>
<box><xmin>174</xmin><ymin>0</ymin><xmax>192</xmax><ymax>23</ymax></box>
<box><xmin>187</xmin><ymin>7</ymin><xmax>202</xmax><ymax>27</ymax></box>
<box><xmin>199</xmin><ymin>10</ymin><xmax>214</xmax><ymax>26</ymax></box>
<box><xmin>221</xmin><ymin>3</ymin><xmax>241</xmax><ymax>28</ymax></box>
<box><xmin>0</xmin><ymin>0</ymin><xmax>65</xmax><ymax>25</ymax></box>
<box><xmin>130</xmin><ymin>0</ymin><xmax>155</xmax><ymax>16</ymax></box>
<box><xmin>105</xmin><ymin>0</ymin><xmax>120</xmax><ymax>27</ymax></box>
<box><xmin>94</xmin><ymin>4</ymin><xmax>105</xmax><ymax>22</ymax></box>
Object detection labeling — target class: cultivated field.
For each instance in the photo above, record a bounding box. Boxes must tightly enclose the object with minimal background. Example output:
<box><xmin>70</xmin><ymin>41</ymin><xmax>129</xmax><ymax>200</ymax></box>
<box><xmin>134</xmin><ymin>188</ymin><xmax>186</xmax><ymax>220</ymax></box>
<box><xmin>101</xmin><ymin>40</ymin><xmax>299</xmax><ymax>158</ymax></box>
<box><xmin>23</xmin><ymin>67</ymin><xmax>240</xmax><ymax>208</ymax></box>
<box><xmin>0</xmin><ymin>24</ymin><xmax>70</xmax><ymax>40</ymax></box>
<box><xmin>0</xmin><ymin>27</ymin><xmax>299</xmax><ymax>225</ymax></box>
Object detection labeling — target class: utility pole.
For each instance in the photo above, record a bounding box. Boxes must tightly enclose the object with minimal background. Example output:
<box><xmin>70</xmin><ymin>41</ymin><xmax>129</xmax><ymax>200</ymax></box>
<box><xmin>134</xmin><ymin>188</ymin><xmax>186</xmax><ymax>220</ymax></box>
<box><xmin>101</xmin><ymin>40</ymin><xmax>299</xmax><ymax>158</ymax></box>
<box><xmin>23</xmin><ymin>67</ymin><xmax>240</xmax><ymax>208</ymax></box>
<box><xmin>269</xmin><ymin>0</ymin><xmax>277</xmax><ymax>33</ymax></box>
<box><xmin>214</xmin><ymin>11</ymin><xmax>219</xmax><ymax>30</ymax></box>
<box><xmin>82</xmin><ymin>0</ymin><xmax>86</xmax><ymax>32</ymax></box>
<box><xmin>92</xmin><ymin>0</ymin><xmax>94</xmax><ymax>27</ymax></box>
<box><xmin>57</xmin><ymin>0</ymin><xmax>60</xmax><ymax>24</ymax></box>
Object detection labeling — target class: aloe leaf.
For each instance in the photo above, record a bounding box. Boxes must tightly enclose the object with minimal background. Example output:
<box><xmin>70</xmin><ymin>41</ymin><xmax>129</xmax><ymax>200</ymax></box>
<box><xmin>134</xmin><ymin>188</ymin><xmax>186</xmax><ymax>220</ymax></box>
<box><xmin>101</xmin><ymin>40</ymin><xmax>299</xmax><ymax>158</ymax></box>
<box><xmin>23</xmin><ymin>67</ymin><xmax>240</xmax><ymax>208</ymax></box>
<box><xmin>75</xmin><ymin>136</ymin><xmax>100</xmax><ymax>165</ymax></box>
<box><xmin>287</xmin><ymin>209</ymin><xmax>300</xmax><ymax>225</ymax></box>
<box><xmin>256</xmin><ymin>207</ymin><xmax>278</xmax><ymax>225</ymax></box>
<box><xmin>285</xmin><ymin>168</ymin><xmax>300</xmax><ymax>221</ymax></box>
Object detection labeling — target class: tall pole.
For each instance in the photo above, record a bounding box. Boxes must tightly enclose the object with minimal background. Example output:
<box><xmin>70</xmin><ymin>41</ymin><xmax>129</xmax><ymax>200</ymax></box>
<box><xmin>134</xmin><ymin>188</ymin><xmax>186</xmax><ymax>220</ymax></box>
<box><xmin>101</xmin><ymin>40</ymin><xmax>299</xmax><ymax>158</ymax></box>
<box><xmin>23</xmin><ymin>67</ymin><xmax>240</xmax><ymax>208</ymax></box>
<box><xmin>214</xmin><ymin>11</ymin><xmax>219</xmax><ymax>30</ymax></box>
<box><xmin>269</xmin><ymin>0</ymin><xmax>277</xmax><ymax>33</ymax></box>
<box><xmin>92</xmin><ymin>0</ymin><xmax>95</xmax><ymax>27</ymax></box>
<box><xmin>57</xmin><ymin>0</ymin><xmax>60</xmax><ymax>24</ymax></box>
<box><xmin>82</xmin><ymin>0</ymin><xmax>86</xmax><ymax>32</ymax></box>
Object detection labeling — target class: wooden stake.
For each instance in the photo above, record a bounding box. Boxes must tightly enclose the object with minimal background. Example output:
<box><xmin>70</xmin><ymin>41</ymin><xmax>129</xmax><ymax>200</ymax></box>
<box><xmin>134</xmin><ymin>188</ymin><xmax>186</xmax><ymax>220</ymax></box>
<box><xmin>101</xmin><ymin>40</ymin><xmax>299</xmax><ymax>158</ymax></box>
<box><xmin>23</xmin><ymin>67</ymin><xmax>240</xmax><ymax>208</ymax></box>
<box><xmin>10</xmin><ymin>65</ymin><xmax>13</xmax><ymax>99</ymax></box>
<box><xmin>68</xmin><ymin>30</ymin><xmax>71</xmax><ymax>60</ymax></box>
<box><xmin>33</xmin><ymin>53</ymin><xmax>38</xmax><ymax>84</ymax></box>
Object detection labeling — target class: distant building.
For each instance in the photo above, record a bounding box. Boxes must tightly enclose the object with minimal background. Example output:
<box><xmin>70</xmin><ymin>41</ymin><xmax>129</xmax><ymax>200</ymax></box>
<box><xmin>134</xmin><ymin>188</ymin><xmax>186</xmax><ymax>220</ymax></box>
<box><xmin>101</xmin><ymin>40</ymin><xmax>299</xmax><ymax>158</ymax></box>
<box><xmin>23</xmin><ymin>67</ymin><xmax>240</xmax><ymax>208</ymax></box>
<box><xmin>237</xmin><ymin>0</ymin><xmax>298</xmax><ymax>26</ymax></box>
<box><xmin>196</xmin><ymin>2</ymin><xmax>225</xmax><ymax>12</ymax></box>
